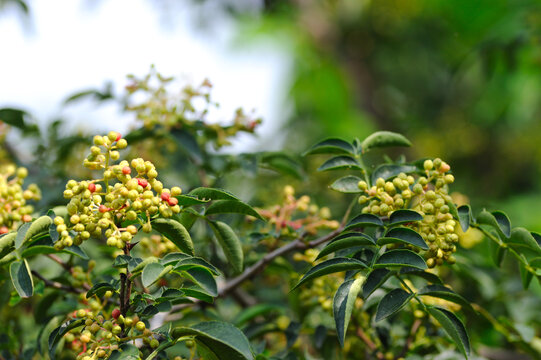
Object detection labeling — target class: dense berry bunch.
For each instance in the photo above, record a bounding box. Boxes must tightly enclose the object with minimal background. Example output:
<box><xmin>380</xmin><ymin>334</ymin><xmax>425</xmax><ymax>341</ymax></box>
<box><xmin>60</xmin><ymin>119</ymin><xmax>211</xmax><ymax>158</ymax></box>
<box><xmin>138</xmin><ymin>234</ymin><xmax>177</xmax><ymax>257</ymax></box>
<box><xmin>124</xmin><ymin>67</ymin><xmax>261</xmax><ymax>148</ymax></box>
<box><xmin>258</xmin><ymin>185</ymin><xmax>339</xmax><ymax>237</ymax></box>
<box><xmin>54</xmin><ymin>132</ymin><xmax>182</xmax><ymax>250</ymax></box>
<box><xmin>0</xmin><ymin>164</ymin><xmax>41</xmax><ymax>233</ymax></box>
<box><xmin>358</xmin><ymin>158</ymin><xmax>458</xmax><ymax>266</ymax></box>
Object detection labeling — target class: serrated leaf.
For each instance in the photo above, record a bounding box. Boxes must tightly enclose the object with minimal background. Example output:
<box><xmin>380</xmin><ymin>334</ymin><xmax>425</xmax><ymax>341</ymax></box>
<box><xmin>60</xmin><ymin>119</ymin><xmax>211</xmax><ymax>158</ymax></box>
<box><xmin>378</xmin><ymin>227</ymin><xmax>428</xmax><ymax>250</ymax></box>
<box><xmin>292</xmin><ymin>257</ymin><xmax>367</xmax><ymax>290</ymax></box>
<box><xmin>188</xmin><ymin>187</ymin><xmax>239</xmax><ymax>201</ymax></box>
<box><xmin>362</xmin><ymin>269</ymin><xmax>393</xmax><ymax>298</ymax></box>
<box><xmin>317</xmin><ymin>156</ymin><xmax>361</xmax><ymax>172</ymax></box>
<box><xmin>370</xmin><ymin>164</ymin><xmax>417</xmax><ymax>184</ymax></box>
<box><xmin>333</xmin><ymin>276</ymin><xmax>366</xmax><ymax>346</ymax></box>
<box><xmin>427</xmin><ymin>307</ymin><xmax>470</xmax><ymax>358</ymax></box>
<box><xmin>389</xmin><ymin>210</ymin><xmax>423</xmax><ymax>225</ymax></box>
<box><xmin>418</xmin><ymin>285</ymin><xmax>474</xmax><ymax>312</ymax></box>
<box><xmin>317</xmin><ymin>232</ymin><xmax>375</xmax><ymax>259</ymax></box>
<box><xmin>344</xmin><ymin>214</ymin><xmax>383</xmax><ymax>230</ymax></box>
<box><xmin>303</xmin><ymin>138</ymin><xmax>354</xmax><ymax>156</ymax></box>
<box><xmin>457</xmin><ymin>205</ymin><xmax>472</xmax><ymax>232</ymax></box>
<box><xmin>151</xmin><ymin>218</ymin><xmax>194</xmax><ymax>255</ymax></box>
<box><xmin>171</xmin><ymin>321</ymin><xmax>254</xmax><ymax>360</ymax></box>
<box><xmin>142</xmin><ymin>262</ymin><xmax>168</xmax><ymax>288</ymax></box>
<box><xmin>10</xmin><ymin>259</ymin><xmax>33</xmax><ymax>298</ymax></box>
<box><xmin>361</xmin><ymin>131</ymin><xmax>411</xmax><ymax>152</ymax></box>
<box><xmin>209</xmin><ymin>221</ymin><xmax>243</xmax><ymax>273</ymax></box>
<box><xmin>375</xmin><ymin>250</ymin><xmax>427</xmax><ymax>270</ymax></box>
<box><xmin>505</xmin><ymin>227</ymin><xmax>541</xmax><ymax>255</ymax></box>
<box><xmin>205</xmin><ymin>200</ymin><xmax>264</xmax><ymax>220</ymax></box>
<box><xmin>330</xmin><ymin>176</ymin><xmax>363</xmax><ymax>193</ymax></box>
<box><xmin>375</xmin><ymin>288</ymin><xmax>413</xmax><ymax>322</ymax></box>
<box><xmin>86</xmin><ymin>282</ymin><xmax>115</xmax><ymax>299</ymax></box>
<box><xmin>21</xmin><ymin>216</ymin><xmax>52</xmax><ymax>248</ymax></box>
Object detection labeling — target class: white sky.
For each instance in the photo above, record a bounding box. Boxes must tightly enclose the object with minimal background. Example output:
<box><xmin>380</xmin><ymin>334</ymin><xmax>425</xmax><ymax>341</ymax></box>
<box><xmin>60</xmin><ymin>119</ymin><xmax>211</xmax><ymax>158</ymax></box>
<box><xmin>0</xmin><ymin>0</ymin><xmax>290</xmax><ymax>151</ymax></box>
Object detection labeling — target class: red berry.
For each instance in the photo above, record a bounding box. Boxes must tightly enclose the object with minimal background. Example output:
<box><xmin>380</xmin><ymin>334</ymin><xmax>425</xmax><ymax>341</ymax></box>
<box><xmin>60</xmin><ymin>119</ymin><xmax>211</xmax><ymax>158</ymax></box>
<box><xmin>112</xmin><ymin>308</ymin><xmax>121</xmax><ymax>319</ymax></box>
<box><xmin>116</xmin><ymin>133</ymin><xmax>121</xmax><ymax>141</ymax></box>
<box><xmin>88</xmin><ymin>183</ymin><xmax>96</xmax><ymax>193</ymax></box>
<box><xmin>168</xmin><ymin>197</ymin><xmax>178</xmax><ymax>206</ymax></box>
<box><xmin>0</xmin><ymin>226</ymin><xmax>9</xmax><ymax>234</ymax></box>
<box><xmin>137</xmin><ymin>178</ymin><xmax>148</xmax><ymax>188</ymax></box>
<box><xmin>122</xmin><ymin>166</ymin><xmax>131</xmax><ymax>175</ymax></box>
<box><xmin>22</xmin><ymin>215</ymin><xmax>32</xmax><ymax>223</ymax></box>
<box><xmin>99</xmin><ymin>205</ymin><xmax>109</xmax><ymax>213</ymax></box>
<box><xmin>161</xmin><ymin>192</ymin><xmax>170</xmax><ymax>201</ymax></box>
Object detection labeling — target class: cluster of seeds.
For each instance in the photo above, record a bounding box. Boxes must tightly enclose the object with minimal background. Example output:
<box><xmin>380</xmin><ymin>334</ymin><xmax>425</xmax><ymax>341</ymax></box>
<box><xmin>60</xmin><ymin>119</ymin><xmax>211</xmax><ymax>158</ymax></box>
<box><xmin>54</xmin><ymin>132</ymin><xmax>182</xmax><ymax>250</ymax></box>
<box><xmin>138</xmin><ymin>234</ymin><xmax>177</xmax><ymax>257</ymax></box>
<box><xmin>0</xmin><ymin>164</ymin><xmax>41</xmax><ymax>233</ymax></box>
<box><xmin>257</xmin><ymin>185</ymin><xmax>339</xmax><ymax>237</ymax></box>
<box><xmin>357</xmin><ymin>158</ymin><xmax>458</xmax><ymax>266</ymax></box>
<box><xmin>124</xmin><ymin>67</ymin><xmax>261</xmax><ymax>149</ymax></box>
<box><xmin>66</xmin><ymin>307</ymin><xmax>157</xmax><ymax>360</ymax></box>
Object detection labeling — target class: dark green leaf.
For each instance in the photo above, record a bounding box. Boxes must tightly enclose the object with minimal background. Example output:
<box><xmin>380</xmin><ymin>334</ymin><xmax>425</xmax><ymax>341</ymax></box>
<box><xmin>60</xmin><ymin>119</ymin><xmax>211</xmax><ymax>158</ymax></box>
<box><xmin>86</xmin><ymin>283</ymin><xmax>115</xmax><ymax>299</ymax></box>
<box><xmin>344</xmin><ymin>214</ymin><xmax>383</xmax><ymax>230</ymax></box>
<box><xmin>375</xmin><ymin>288</ymin><xmax>413</xmax><ymax>322</ymax></box>
<box><xmin>378</xmin><ymin>227</ymin><xmax>428</xmax><ymax>250</ymax></box>
<box><xmin>176</xmin><ymin>195</ymin><xmax>210</xmax><ymax>206</ymax></box>
<box><xmin>519</xmin><ymin>263</ymin><xmax>533</xmax><ymax>290</ymax></box>
<box><xmin>160</xmin><ymin>252</ymin><xmax>191</xmax><ymax>266</ymax></box>
<box><xmin>20</xmin><ymin>216</ymin><xmax>52</xmax><ymax>248</ymax></box>
<box><xmin>477</xmin><ymin>210</ymin><xmax>510</xmax><ymax>239</ymax></box>
<box><xmin>48</xmin><ymin>319</ymin><xmax>85</xmax><ymax>359</ymax></box>
<box><xmin>0</xmin><ymin>232</ymin><xmax>16</xmax><ymax>259</ymax></box>
<box><xmin>205</xmin><ymin>200</ymin><xmax>264</xmax><ymax>220</ymax></box>
<box><xmin>174</xmin><ymin>257</ymin><xmax>220</xmax><ymax>276</ymax></box>
<box><xmin>492</xmin><ymin>211</ymin><xmax>511</xmax><ymax>238</ymax></box>
<box><xmin>362</xmin><ymin>269</ymin><xmax>392</xmax><ymax>298</ymax></box>
<box><xmin>457</xmin><ymin>205</ymin><xmax>472</xmax><ymax>232</ymax></box>
<box><xmin>333</xmin><ymin>277</ymin><xmax>366</xmax><ymax>346</ymax></box>
<box><xmin>182</xmin><ymin>286</ymin><xmax>214</xmax><ymax>303</ymax></box>
<box><xmin>361</xmin><ymin>131</ymin><xmax>411</xmax><ymax>152</ymax></box>
<box><xmin>10</xmin><ymin>259</ymin><xmax>33</xmax><ymax>297</ymax></box>
<box><xmin>316</xmin><ymin>232</ymin><xmax>375</xmax><ymax>259</ymax></box>
<box><xmin>62</xmin><ymin>246</ymin><xmax>89</xmax><ymax>260</ymax></box>
<box><xmin>21</xmin><ymin>245</ymin><xmax>57</xmax><ymax>258</ymax></box>
<box><xmin>317</xmin><ymin>156</ymin><xmax>360</xmax><ymax>172</ymax></box>
<box><xmin>446</xmin><ymin>200</ymin><xmax>459</xmax><ymax>221</ymax></box>
<box><xmin>304</xmin><ymin>138</ymin><xmax>354</xmax><ymax>156</ymax></box>
<box><xmin>108</xmin><ymin>343</ymin><xmax>140</xmax><ymax>360</ymax></box>
<box><xmin>151</xmin><ymin>218</ymin><xmax>194</xmax><ymax>255</ymax></box>
<box><xmin>330</xmin><ymin>176</ymin><xmax>363</xmax><ymax>193</ymax></box>
<box><xmin>113</xmin><ymin>255</ymin><xmax>132</xmax><ymax>268</ymax></box>
<box><xmin>184</xmin><ymin>267</ymin><xmax>217</xmax><ymax>296</ymax></box>
<box><xmin>375</xmin><ymin>250</ymin><xmax>427</xmax><ymax>270</ymax></box>
<box><xmin>418</xmin><ymin>285</ymin><xmax>474</xmax><ymax>312</ymax></box>
<box><xmin>505</xmin><ymin>227</ymin><xmax>541</xmax><ymax>255</ymax></box>
<box><xmin>292</xmin><ymin>257</ymin><xmax>367</xmax><ymax>290</ymax></box>
<box><xmin>490</xmin><ymin>240</ymin><xmax>506</xmax><ymax>267</ymax></box>
<box><xmin>260</xmin><ymin>152</ymin><xmax>303</xmax><ymax>179</ymax></box>
<box><xmin>15</xmin><ymin>222</ymin><xmax>31</xmax><ymax>249</ymax></box>
<box><xmin>142</xmin><ymin>262</ymin><xmax>167</xmax><ymax>288</ymax></box>
<box><xmin>188</xmin><ymin>187</ymin><xmax>239</xmax><ymax>201</ymax></box>
<box><xmin>399</xmin><ymin>269</ymin><xmax>443</xmax><ymax>284</ymax></box>
<box><xmin>0</xmin><ymin>108</ymin><xmax>27</xmax><ymax>128</ymax></box>
<box><xmin>370</xmin><ymin>164</ymin><xmax>417</xmax><ymax>184</ymax></box>
<box><xmin>427</xmin><ymin>307</ymin><xmax>470</xmax><ymax>358</ymax></box>
<box><xmin>234</xmin><ymin>304</ymin><xmax>284</xmax><ymax>327</ymax></box>
<box><xmin>209</xmin><ymin>221</ymin><xmax>244</xmax><ymax>273</ymax></box>
<box><xmin>389</xmin><ymin>210</ymin><xmax>423</xmax><ymax>225</ymax></box>
<box><xmin>171</xmin><ymin>321</ymin><xmax>254</xmax><ymax>360</ymax></box>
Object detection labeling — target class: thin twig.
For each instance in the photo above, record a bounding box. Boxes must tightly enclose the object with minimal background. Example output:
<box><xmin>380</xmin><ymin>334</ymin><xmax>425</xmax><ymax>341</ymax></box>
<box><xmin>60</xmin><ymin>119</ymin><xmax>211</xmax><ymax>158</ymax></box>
<box><xmin>356</xmin><ymin>327</ymin><xmax>384</xmax><ymax>360</ymax></box>
<box><xmin>31</xmin><ymin>270</ymin><xmax>83</xmax><ymax>294</ymax></box>
<box><xmin>399</xmin><ymin>318</ymin><xmax>421</xmax><ymax>358</ymax></box>
<box><xmin>46</xmin><ymin>254</ymin><xmax>72</xmax><ymax>272</ymax></box>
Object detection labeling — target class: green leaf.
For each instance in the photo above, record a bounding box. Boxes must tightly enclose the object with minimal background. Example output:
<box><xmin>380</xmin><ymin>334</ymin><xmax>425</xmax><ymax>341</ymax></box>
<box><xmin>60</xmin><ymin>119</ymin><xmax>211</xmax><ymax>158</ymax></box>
<box><xmin>316</xmin><ymin>232</ymin><xmax>375</xmax><ymax>259</ymax></box>
<box><xmin>260</xmin><ymin>152</ymin><xmax>303</xmax><ymax>180</ymax></box>
<box><xmin>333</xmin><ymin>276</ymin><xmax>366</xmax><ymax>346</ymax></box>
<box><xmin>375</xmin><ymin>250</ymin><xmax>427</xmax><ymax>270</ymax></box>
<box><xmin>292</xmin><ymin>257</ymin><xmax>367</xmax><ymax>290</ymax></box>
<box><xmin>188</xmin><ymin>187</ymin><xmax>239</xmax><ymax>201</ymax></box>
<box><xmin>113</xmin><ymin>255</ymin><xmax>132</xmax><ymax>268</ymax></box>
<box><xmin>234</xmin><ymin>304</ymin><xmax>284</xmax><ymax>327</ymax></box>
<box><xmin>86</xmin><ymin>283</ymin><xmax>115</xmax><ymax>299</ymax></box>
<box><xmin>457</xmin><ymin>205</ymin><xmax>472</xmax><ymax>232</ymax></box>
<box><xmin>21</xmin><ymin>245</ymin><xmax>57</xmax><ymax>258</ymax></box>
<box><xmin>344</xmin><ymin>214</ymin><xmax>383</xmax><ymax>230</ymax></box>
<box><xmin>492</xmin><ymin>211</ymin><xmax>511</xmax><ymax>238</ymax></box>
<box><xmin>48</xmin><ymin>319</ymin><xmax>85</xmax><ymax>359</ymax></box>
<box><xmin>108</xmin><ymin>343</ymin><xmax>141</xmax><ymax>360</ymax></box>
<box><xmin>477</xmin><ymin>210</ymin><xmax>510</xmax><ymax>239</ymax></box>
<box><xmin>378</xmin><ymin>227</ymin><xmax>428</xmax><ymax>250</ymax></box>
<box><xmin>519</xmin><ymin>263</ymin><xmax>533</xmax><ymax>290</ymax></box>
<box><xmin>173</xmin><ymin>257</ymin><xmax>220</xmax><ymax>276</ymax></box>
<box><xmin>142</xmin><ymin>262</ymin><xmax>169</xmax><ymax>288</ymax></box>
<box><xmin>370</xmin><ymin>164</ymin><xmax>417</xmax><ymax>184</ymax></box>
<box><xmin>10</xmin><ymin>259</ymin><xmax>33</xmax><ymax>298</ymax></box>
<box><xmin>490</xmin><ymin>240</ymin><xmax>506</xmax><ymax>267</ymax></box>
<box><xmin>317</xmin><ymin>156</ymin><xmax>361</xmax><ymax>172</ymax></box>
<box><xmin>176</xmin><ymin>195</ymin><xmax>210</xmax><ymax>206</ymax></box>
<box><xmin>0</xmin><ymin>232</ymin><xmax>16</xmax><ymax>259</ymax></box>
<box><xmin>130</xmin><ymin>256</ymin><xmax>158</xmax><ymax>274</ymax></box>
<box><xmin>399</xmin><ymin>269</ymin><xmax>443</xmax><ymax>284</ymax></box>
<box><xmin>446</xmin><ymin>200</ymin><xmax>459</xmax><ymax>221</ymax></box>
<box><xmin>303</xmin><ymin>138</ymin><xmax>354</xmax><ymax>156</ymax></box>
<box><xmin>182</xmin><ymin>286</ymin><xmax>215</xmax><ymax>303</ymax></box>
<box><xmin>184</xmin><ymin>267</ymin><xmax>217</xmax><ymax>297</ymax></box>
<box><xmin>205</xmin><ymin>200</ymin><xmax>264</xmax><ymax>220</ymax></box>
<box><xmin>375</xmin><ymin>288</ymin><xmax>413</xmax><ymax>322</ymax></box>
<box><xmin>0</xmin><ymin>107</ymin><xmax>27</xmax><ymax>128</ymax></box>
<box><xmin>389</xmin><ymin>210</ymin><xmax>423</xmax><ymax>225</ymax></box>
<box><xmin>418</xmin><ymin>285</ymin><xmax>474</xmax><ymax>312</ymax></box>
<box><xmin>171</xmin><ymin>321</ymin><xmax>254</xmax><ymax>360</ymax></box>
<box><xmin>505</xmin><ymin>227</ymin><xmax>541</xmax><ymax>255</ymax></box>
<box><xmin>362</xmin><ymin>269</ymin><xmax>392</xmax><ymax>298</ymax></box>
<box><xmin>427</xmin><ymin>307</ymin><xmax>470</xmax><ymax>358</ymax></box>
<box><xmin>330</xmin><ymin>176</ymin><xmax>363</xmax><ymax>193</ymax></box>
<box><xmin>361</xmin><ymin>131</ymin><xmax>411</xmax><ymax>152</ymax></box>
<box><xmin>62</xmin><ymin>245</ymin><xmax>89</xmax><ymax>260</ymax></box>
<box><xmin>20</xmin><ymin>216</ymin><xmax>52</xmax><ymax>248</ymax></box>
<box><xmin>151</xmin><ymin>218</ymin><xmax>194</xmax><ymax>255</ymax></box>
<box><xmin>14</xmin><ymin>222</ymin><xmax>31</xmax><ymax>249</ymax></box>
<box><xmin>209</xmin><ymin>221</ymin><xmax>244</xmax><ymax>273</ymax></box>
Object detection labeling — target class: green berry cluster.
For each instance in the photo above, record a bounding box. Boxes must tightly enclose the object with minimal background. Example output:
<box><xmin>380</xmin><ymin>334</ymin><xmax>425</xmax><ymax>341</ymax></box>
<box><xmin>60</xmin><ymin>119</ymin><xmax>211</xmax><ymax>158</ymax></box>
<box><xmin>54</xmin><ymin>131</ymin><xmax>182</xmax><ymax>250</ymax></box>
<box><xmin>65</xmin><ymin>308</ymin><xmax>154</xmax><ymax>360</ymax></box>
<box><xmin>138</xmin><ymin>234</ymin><xmax>177</xmax><ymax>257</ymax></box>
<box><xmin>0</xmin><ymin>164</ymin><xmax>41</xmax><ymax>234</ymax></box>
<box><xmin>357</xmin><ymin>158</ymin><xmax>458</xmax><ymax>266</ymax></box>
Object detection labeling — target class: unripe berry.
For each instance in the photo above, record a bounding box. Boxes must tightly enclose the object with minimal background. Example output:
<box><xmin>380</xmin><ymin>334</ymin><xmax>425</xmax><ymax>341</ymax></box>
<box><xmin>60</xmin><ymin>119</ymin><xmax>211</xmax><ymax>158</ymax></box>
<box><xmin>423</xmin><ymin>159</ymin><xmax>433</xmax><ymax>171</ymax></box>
<box><xmin>93</xmin><ymin>135</ymin><xmax>104</xmax><ymax>146</ymax></box>
<box><xmin>358</xmin><ymin>181</ymin><xmax>368</xmax><ymax>190</ymax></box>
<box><xmin>108</xmin><ymin>131</ymin><xmax>119</xmax><ymax>142</ymax></box>
<box><xmin>150</xmin><ymin>339</ymin><xmax>159</xmax><ymax>348</ymax></box>
<box><xmin>112</xmin><ymin>325</ymin><xmax>122</xmax><ymax>335</ymax></box>
<box><xmin>171</xmin><ymin>186</ymin><xmax>182</xmax><ymax>196</ymax></box>
<box><xmin>142</xmin><ymin>223</ymin><xmax>152</xmax><ymax>233</ymax></box>
<box><xmin>77</xmin><ymin>309</ymin><xmax>87</xmax><ymax>318</ymax></box>
<box><xmin>376</xmin><ymin>178</ymin><xmax>385</xmax><ymax>188</ymax></box>
<box><xmin>135</xmin><ymin>321</ymin><xmax>145</xmax><ymax>332</ymax></box>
